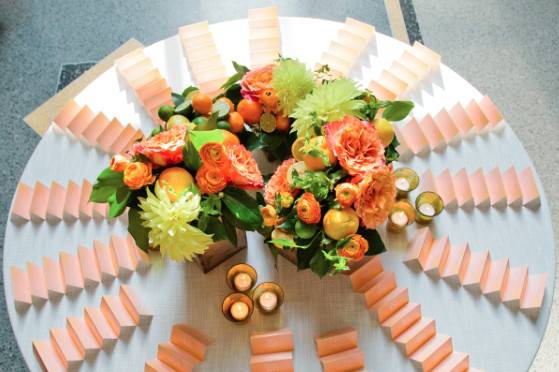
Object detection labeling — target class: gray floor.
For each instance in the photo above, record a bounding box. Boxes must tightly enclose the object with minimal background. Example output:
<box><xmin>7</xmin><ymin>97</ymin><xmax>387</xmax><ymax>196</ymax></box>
<box><xmin>413</xmin><ymin>1</ymin><xmax>559</xmax><ymax>370</ymax></box>
<box><xmin>0</xmin><ymin>1</ymin><xmax>390</xmax><ymax>370</ymax></box>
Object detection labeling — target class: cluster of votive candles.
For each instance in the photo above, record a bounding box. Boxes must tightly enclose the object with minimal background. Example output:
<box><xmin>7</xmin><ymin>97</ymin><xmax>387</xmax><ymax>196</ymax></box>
<box><xmin>222</xmin><ymin>264</ymin><xmax>284</xmax><ymax>323</ymax></box>
<box><xmin>388</xmin><ymin>167</ymin><xmax>444</xmax><ymax>232</ymax></box>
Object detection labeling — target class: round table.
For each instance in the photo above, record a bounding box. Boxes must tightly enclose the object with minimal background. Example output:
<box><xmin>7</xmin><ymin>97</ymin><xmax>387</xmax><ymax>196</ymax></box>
<box><xmin>4</xmin><ymin>17</ymin><xmax>555</xmax><ymax>371</ymax></box>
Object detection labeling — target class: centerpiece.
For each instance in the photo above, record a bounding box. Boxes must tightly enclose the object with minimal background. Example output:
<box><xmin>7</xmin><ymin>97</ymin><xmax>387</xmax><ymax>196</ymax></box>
<box><xmin>258</xmin><ymin>63</ymin><xmax>414</xmax><ymax>277</ymax></box>
<box><xmin>89</xmin><ymin>121</ymin><xmax>264</xmax><ymax>271</ymax></box>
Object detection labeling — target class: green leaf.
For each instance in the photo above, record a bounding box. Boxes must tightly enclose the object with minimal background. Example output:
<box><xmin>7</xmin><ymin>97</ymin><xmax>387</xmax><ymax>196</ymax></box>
<box><xmin>221</xmin><ymin>207</ymin><xmax>238</xmax><ymax>246</ymax></box>
<box><xmin>107</xmin><ymin>187</ymin><xmax>131</xmax><ymax>218</ymax></box>
<box><xmin>220</xmin><ymin>61</ymin><xmax>249</xmax><ymax>91</ymax></box>
<box><xmin>150</xmin><ymin>125</ymin><xmax>164</xmax><ymax>137</ymax></box>
<box><xmin>90</xmin><ymin>168</ymin><xmax>125</xmax><ymax>203</ymax></box>
<box><xmin>205</xmin><ymin>216</ymin><xmax>229</xmax><ymax>242</ymax></box>
<box><xmin>222</xmin><ymin>188</ymin><xmax>262</xmax><ymax>230</ymax></box>
<box><xmin>268</xmin><ymin>238</ymin><xmax>299</xmax><ymax>248</ymax></box>
<box><xmin>128</xmin><ymin>208</ymin><xmax>150</xmax><ymax>252</ymax></box>
<box><xmin>183</xmin><ymin>140</ymin><xmax>201</xmax><ymax>170</ymax></box>
<box><xmin>172</xmin><ymin>92</ymin><xmax>185</xmax><ymax>106</ymax></box>
<box><xmin>310</xmin><ymin>249</ymin><xmax>331</xmax><ymax>277</ymax></box>
<box><xmin>189</xmin><ymin>129</ymin><xmax>225</xmax><ymax>150</ymax></box>
<box><xmin>233</xmin><ymin>61</ymin><xmax>250</xmax><ymax>74</ymax></box>
<box><xmin>175</xmin><ymin>99</ymin><xmax>191</xmax><ymax>114</ymax></box>
<box><xmin>361</xmin><ymin>229</ymin><xmax>386</xmax><ymax>256</ymax></box>
<box><xmin>382</xmin><ymin>101</ymin><xmax>414</xmax><ymax>121</ymax></box>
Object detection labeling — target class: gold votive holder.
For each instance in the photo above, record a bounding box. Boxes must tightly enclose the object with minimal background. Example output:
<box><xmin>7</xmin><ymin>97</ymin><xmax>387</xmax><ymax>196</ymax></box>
<box><xmin>226</xmin><ymin>263</ymin><xmax>257</xmax><ymax>293</ymax></box>
<box><xmin>415</xmin><ymin>191</ymin><xmax>444</xmax><ymax>224</ymax></box>
<box><xmin>252</xmin><ymin>282</ymin><xmax>285</xmax><ymax>315</ymax></box>
<box><xmin>387</xmin><ymin>199</ymin><xmax>416</xmax><ymax>232</ymax></box>
<box><xmin>222</xmin><ymin>293</ymin><xmax>254</xmax><ymax>324</ymax></box>
<box><xmin>393</xmin><ymin>167</ymin><xmax>420</xmax><ymax>198</ymax></box>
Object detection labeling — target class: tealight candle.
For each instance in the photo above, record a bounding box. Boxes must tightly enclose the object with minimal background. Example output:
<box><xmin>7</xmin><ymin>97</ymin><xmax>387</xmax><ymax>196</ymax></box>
<box><xmin>222</xmin><ymin>293</ymin><xmax>254</xmax><ymax>324</ymax></box>
<box><xmin>230</xmin><ymin>301</ymin><xmax>249</xmax><ymax>321</ymax></box>
<box><xmin>393</xmin><ymin>168</ymin><xmax>419</xmax><ymax>198</ymax></box>
<box><xmin>226</xmin><ymin>263</ymin><xmax>257</xmax><ymax>292</ymax></box>
<box><xmin>259</xmin><ymin>291</ymin><xmax>278</xmax><ymax>312</ymax></box>
<box><xmin>252</xmin><ymin>282</ymin><xmax>284</xmax><ymax>314</ymax></box>
<box><xmin>415</xmin><ymin>191</ymin><xmax>444</xmax><ymax>224</ymax></box>
<box><xmin>387</xmin><ymin>199</ymin><xmax>416</xmax><ymax>233</ymax></box>
<box><xmin>233</xmin><ymin>273</ymin><xmax>252</xmax><ymax>292</ymax></box>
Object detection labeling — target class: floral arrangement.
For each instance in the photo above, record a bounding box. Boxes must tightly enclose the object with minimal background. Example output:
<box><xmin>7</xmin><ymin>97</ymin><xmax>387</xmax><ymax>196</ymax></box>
<box><xmin>90</xmin><ymin>122</ymin><xmax>263</xmax><ymax>262</ymax></box>
<box><xmin>258</xmin><ymin>65</ymin><xmax>414</xmax><ymax>277</ymax></box>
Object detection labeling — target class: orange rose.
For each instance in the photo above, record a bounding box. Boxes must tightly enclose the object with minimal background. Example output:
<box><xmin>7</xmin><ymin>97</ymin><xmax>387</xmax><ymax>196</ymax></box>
<box><xmin>296</xmin><ymin>192</ymin><xmax>321</xmax><ymax>224</ymax></box>
<box><xmin>355</xmin><ymin>166</ymin><xmax>396</xmax><ymax>229</ymax></box>
<box><xmin>123</xmin><ymin>162</ymin><xmax>155</xmax><ymax>190</ymax></box>
<box><xmin>133</xmin><ymin>124</ymin><xmax>187</xmax><ymax>166</ymax></box>
<box><xmin>110</xmin><ymin>154</ymin><xmax>129</xmax><ymax>172</ymax></box>
<box><xmin>240</xmin><ymin>64</ymin><xmax>274</xmax><ymax>101</ymax></box>
<box><xmin>261</xmin><ymin>205</ymin><xmax>278</xmax><ymax>227</ymax></box>
<box><xmin>199</xmin><ymin>142</ymin><xmax>229</xmax><ymax>169</ymax></box>
<box><xmin>225</xmin><ymin>144</ymin><xmax>263</xmax><ymax>190</ymax></box>
<box><xmin>196</xmin><ymin>165</ymin><xmax>227</xmax><ymax>194</ymax></box>
<box><xmin>335</xmin><ymin>183</ymin><xmax>359</xmax><ymax>208</ymax></box>
<box><xmin>338</xmin><ymin>234</ymin><xmax>369</xmax><ymax>261</ymax></box>
<box><xmin>325</xmin><ymin>116</ymin><xmax>385</xmax><ymax>175</ymax></box>
<box><xmin>264</xmin><ymin>158</ymin><xmax>298</xmax><ymax>205</ymax></box>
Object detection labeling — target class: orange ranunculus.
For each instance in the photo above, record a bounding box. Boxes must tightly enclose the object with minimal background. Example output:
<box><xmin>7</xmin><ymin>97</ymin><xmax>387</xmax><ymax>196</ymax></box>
<box><xmin>240</xmin><ymin>64</ymin><xmax>274</xmax><ymax>101</ymax></box>
<box><xmin>296</xmin><ymin>192</ymin><xmax>321</xmax><ymax>224</ymax></box>
<box><xmin>264</xmin><ymin>158</ymin><xmax>297</xmax><ymax>205</ymax></box>
<box><xmin>261</xmin><ymin>205</ymin><xmax>278</xmax><ymax>227</ymax></box>
<box><xmin>355</xmin><ymin>166</ymin><xmax>397</xmax><ymax>229</ymax></box>
<box><xmin>225</xmin><ymin>144</ymin><xmax>263</xmax><ymax>190</ymax></box>
<box><xmin>338</xmin><ymin>234</ymin><xmax>369</xmax><ymax>261</ymax></box>
<box><xmin>123</xmin><ymin>162</ymin><xmax>155</xmax><ymax>190</ymax></box>
<box><xmin>133</xmin><ymin>124</ymin><xmax>187</xmax><ymax>166</ymax></box>
<box><xmin>325</xmin><ymin>116</ymin><xmax>385</xmax><ymax>176</ymax></box>
<box><xmin>110</xmin><ymin>154</ymin><xmax>129</xmax><ymax>172</ymax></box>
<box><xmin>199</xmin><ymin>142</ymin><xmax>229</xmax><ymax>169</ymax></box>
<box><xmin>335</xmin><ymin>182</ymin><xmax>359</xmax><ymax>208</ymax></box>
<box><xmin>196</xmin><ymin>165</ymin><xmax>227</xmax><ymax>194</ymax></box>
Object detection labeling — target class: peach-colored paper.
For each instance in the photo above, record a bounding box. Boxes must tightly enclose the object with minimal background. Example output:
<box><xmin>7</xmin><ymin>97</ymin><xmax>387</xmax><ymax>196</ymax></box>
<box><xmin>59</xmin><ymin>252</ymin><xmax>84</xmax><ymax>293</ymax></box>
<box><xmin>97</xmin><ymin>118</ymin><xmax>125</xmax><ymax>153</ymax></box>
<box><xmin>518</xmin><ymin>167</ymin><xmax>540</xmax><ymax>208</ymax></box>
<box><xmin>250</xmin><ymin>352</ymin><xmax>293</xmax><ymax>372</ymax></box>
<box><xmin>478</xmin><ymin>95</ymin><xmax>503</xmax><ymax>126</ymax></box>
<box><xmin>419</xmin><ymin>114</ymin><xmax>445</xmax><ymax>150</ymax></box>
<box><xmin>63</xmin><ymin>180</ymin><xmax>81</xmax><ymax>220</ymax></box>
<box><xmin>82</xmin><ymin>112</ymin><xmax>110</xmax><ymax>146</ymax></box>
<box><xmin>410</xmin><ymin>333</ymin><xmax>452</xmax><ymax>371</ymax></box>
<box><xmin>452</xmin><ymin>168</ymin><xmax>473</xmax><ymax>208</ymax></box>
<box><xmin>368</xmin><ymin>79</ymin><xmax>398</xmax><ymax>101</ymax></box>
<box><xmin>439</xmin><ymin>243</ymin><xmax>470</xmax><ymax>284</ymax></box>
<box><xmin>404</xmin><ymin>228</ymin><xmax>433</xmax><ymax>270</ymax></box>
<box><xmin>465</xmin><ymin>99</ymin><xmax>489</xmax><ymax>133</ymax></box>
<box><xmin>33</xmin><ymin>340</ymin><xmax>65</xmax><ymax>372</ymax></box>
<box><xmin>67</xmin><ymin>317</ymin><xmax>100</xmax><ymax>358</ymax></box>
<box><xmin>157</xmin><ymin>342</ymin><xmax>198</xmax><ymax>372</ymax></box>
<box><xmin>251</xmin><ymin>329</ymin><xmax>293</xmax><ymax>356</ymax></box>
<box><xmin>459</xmin><ymin>250</ymin><xmax>490</xmax><ymax>291</ymax></box>
<box><xmin>50</xmin><ymin>327</ymin><xmax>83</xmax><ymax>369</ymax></box>
<box><xmin>423</xmin><ymin>236</ymin><xmax>450</xmax><ymax>276</ymax></box>
<box><xmin>94</xmin><ymin>240</ymin><xmax>117</xmax><ymax>281</ymax></box>
<box><xmin>11</xmin><ymin>266</ymin><xmax>32</xmax><ymax>308</ymax></box>
<box><xmin>433</xmin><ymin>108</ymin><xmax>459</xmax><ymax>143</ymax></box>
<box><xmin>110</xmin><ymin>235</ymin><xmax>136</xmax><ymax>276</ymax></box>
<box><xmin>364</xmin><ymin>271</ymin><xmax>397</xmax><ymax>309</ymax></box>
<box><xmin>435</xmin><ymin>170</ymin><xmax>457</xmax><ymax>208</ymax></box>
<box><xmin>395</xmin><ymin>317</ymin><xmax>436</xmax><ymax>356</ymax></box>
<box><xmin>79</xmin><ymin>179</ymin><xmax>94</xmax><ymax>219</ymax></box>
<box><xmin>480</xmin><ymin>258</ymin><xmax>510</xmax><ymax>300</ymax></box>
<box><xmin>349</xmin><ymin>255</ymin><xmax>383</xmax><ymax>293</ymax></box>
<box><xmin>381</xmin><ymin>302</ymin><xmax>422</xmax><ymax>340</ymax></box>
<box><xmin>101</xmin><ymin>295</ymin><xmax>136</xmax><ymax>336</ymax></box>
<box><xmin>84</xmin><ymin>307</ymin><xmax>118</xmax><ymax>349</ymax></box>
<box><xmin>432</xmin><ymin>351</ymin><xmax>469</xmax><ymax>372</ymax></box>
<box><xmin>520</xmin><ymin>273</ymin><xmax>548</xmax><ymax>316</ymax></box>
<box><xmin>11</xmin><ymin>182</ymin><xmax>34</xmax><ymax>221</ymax></box>
<box><xmin>319</xmin><ymin>348</ymin><xmax>364</xmax><ymax>372</ymax></box>
<box><xmin>501</xmin><ymin>166</ymin><xmax>523</xmax><ymax>207</ymax></box>
<box><xmin>448</xmin><ymin>103</ymin><xmax>473</xmax><ymax>135</ymax></box>
<box><xmin>468</xmin><ymin>168</ymin><xmax>490</xmax><ymax>208</ymax></box>
<box><xmin>370</xmin><ymin>287</ymin><xmax>409</xmax><ymax>322</ymax></box>
<box><xmin>501</xmin><ymin>266</ymin><xmax>528</xmax><ymax>307</ymax></box>
<box><xmin>400</xmin><ymin>118</ymin><xmax>428</xmax><ymax>155</ymax></box>
<box><xmin>411</xmin><ymin>41</ymin><xmax>441</xmax><ymax>68</ymax></box>
<box><xmin>30</xmin><ymin>181</ymin><xmax>50</xmax><ymax>220</ymax></box>
<box><xmin>43</xmin><ymin>257</ymin><xmax>65</xmax><ymax>298</ymax></box>
<box><xmin>120</xmin><ymin>285</ymin><xmax>154</xmax><ymax>326</ymax></box>
<box><xmin>78</xmin><ymin>246</ymin><xmax>101</xmax><ymax>287</ymax></box>
<box><xmin>53</xmin><ymin>99</ymin><xmax>81</xmax><ymax>130</ymax></box>
<box><xmin>485</xmin><ymin>167</ymin><xmax>507</xmax><ymax>207</ymax></box>
<box><xmin>46</xmin><ymin>181</ymin><xmax>66</xmax><ymax>221</ymax></box>
<box><xmin>26</xmin><ymin>262</ymin><xmax>49</xmax><ymax>303</ymax></box>
<box><xmin>145</xmin><ymin>358</ymin><xmax>176</xmax><ymax>372</ymax></box>
<box><xmin>315</xmin><ymin>328</ymin><xmax>356</xmax><ymax>357</ymax></box>
<box><xmin>67</xmin><ymin>105</ymin><xmax>95</xmax><ymax>138</ymax></box>
<box><xmin>170</xmin><ymin>324</ymin><xmax>213</xmax><ymax>362</ymax></box>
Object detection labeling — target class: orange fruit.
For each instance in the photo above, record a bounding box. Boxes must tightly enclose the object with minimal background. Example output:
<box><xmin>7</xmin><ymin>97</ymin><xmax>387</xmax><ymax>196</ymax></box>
<box><xmin>228</xmin><ymin>112</ymin><xmax>245</xmax><ymax>133</ymax></box>
<box><xmin>237</xmin><ymin>99</ymin><xmax>263</xmax><ymax>124</ymax></box>
<box><xmin>291</xmin><ymin>137</ymin><xmax>306</xmax><ymax>161</ymax></box>
<box><xmin>275</xmin><ymin>115</ymin><xmax>290</xmax><ymax>132</ymax></box>
<box><xmin>157</xmin><ymin>167</ymin><xmax>194</xmax><ymax>202</ymax></box>
<box><xmin>259</xmin><ymin>89</ymin><xmax>278</xmax><ymax>111</ymax></box>
<box><xmin>218</xmin><ymin>97</ymin><xmax>235</xmax><ymax>112</ymax></box>
<box><xmin>219</xmin><ymin>129</ymin><xmax>240</xmax><ymax>145</ymax></box>
<box><xmin>302</xmin><ymin>136</ymin><xmax>336</xmax><ymax>171</ymax></box>
<box><xmin>192</xmin><ymin>92</ymin><xmax>213</xmax><ymax>115</ymax></box>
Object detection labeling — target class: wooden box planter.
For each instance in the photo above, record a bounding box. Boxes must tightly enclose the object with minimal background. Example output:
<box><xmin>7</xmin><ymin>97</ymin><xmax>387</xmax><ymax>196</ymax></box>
<box><xmin>193</xmin><ymin>230</ymin><xmax>247</xmax><ymax>273</ymax></box>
